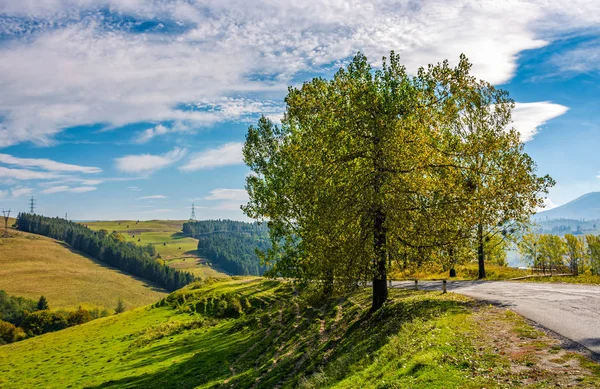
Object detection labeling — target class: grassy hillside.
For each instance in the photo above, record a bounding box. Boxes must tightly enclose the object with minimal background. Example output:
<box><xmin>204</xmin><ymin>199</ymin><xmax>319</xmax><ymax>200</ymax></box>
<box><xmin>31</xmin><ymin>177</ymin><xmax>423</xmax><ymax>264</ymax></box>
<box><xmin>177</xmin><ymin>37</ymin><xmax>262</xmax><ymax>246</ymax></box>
<box><xmin>85</xmin><ymin>220</ymin><xmax>227</xmax><ymax>279</ymax></box>
<box><xmin>1</xmin><ymin>278</ymin><xmax>599</xmax><ymax>388</ymax></box>
<box><xmin>0</xmin><ymin>229</ymin><xmax>166</xmax><ymax>310</ymax></box>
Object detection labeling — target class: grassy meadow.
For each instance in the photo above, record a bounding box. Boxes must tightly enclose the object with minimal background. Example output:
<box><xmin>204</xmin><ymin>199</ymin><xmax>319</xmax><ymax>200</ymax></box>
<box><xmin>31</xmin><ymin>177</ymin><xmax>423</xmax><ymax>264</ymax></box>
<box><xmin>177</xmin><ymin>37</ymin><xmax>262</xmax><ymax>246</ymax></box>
<box><xmin>85</xmin><ymin>220</ymin><xmax>228</xmax><ymax>279</ymax></box>
<box><xmin>0</xmin><ymin>228</ymin><xmax>166</xmax><ymax>310</ymax></box>
<box><xmin>1</xmin><ymin>277</ymin><xmax>599</xmax><ymax>388</ymax></box>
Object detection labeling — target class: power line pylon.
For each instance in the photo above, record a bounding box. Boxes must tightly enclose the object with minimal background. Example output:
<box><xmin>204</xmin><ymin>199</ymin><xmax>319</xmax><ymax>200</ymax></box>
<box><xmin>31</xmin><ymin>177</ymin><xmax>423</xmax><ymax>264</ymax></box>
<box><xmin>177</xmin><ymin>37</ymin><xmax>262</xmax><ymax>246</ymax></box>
<box><xmin>29</xmin><ymin>196</ymin><xmax>35</xmax><ymax>214</ymax></box>
<box><xmin>189</xmin><ymin>203</ymin><xmax>197</xmax><ymax>222</ymax></box>
<box><xmin>2</xmin><ymin>209</ymin><xmax>10</xmax><ymax>237</ymax></box>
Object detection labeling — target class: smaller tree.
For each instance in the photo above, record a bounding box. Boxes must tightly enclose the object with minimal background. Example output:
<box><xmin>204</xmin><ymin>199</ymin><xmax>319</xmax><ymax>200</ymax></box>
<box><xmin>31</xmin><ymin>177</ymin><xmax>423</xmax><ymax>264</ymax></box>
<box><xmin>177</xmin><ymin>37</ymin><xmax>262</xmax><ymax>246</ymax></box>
<box><xmin>586</xmin><ymin>235</ymin><xmax>600</xmax><ymax>275</ymax></box>
<box><xmin>518</xmin><ymin>233</ymin><xmax>540</xmax><ymax>268</ymax></box>
<box><xmin>36</xmin><ymin>296</ymin><xmax>49</xmax><ymax>311</ymax></box>
<box><xmin>564</xmin><ymin>234</ymin><xmax>586</xmax><ymax>274</ymax></box>
<box><xmin>115</xmin><ymin>298</ymin><xmax>126</xmax><ymax>314</ymax></box>
<box><xmin>537</xmin><ymin>235</ymin><xmax>566</xmax><ymax>275</ymax></box>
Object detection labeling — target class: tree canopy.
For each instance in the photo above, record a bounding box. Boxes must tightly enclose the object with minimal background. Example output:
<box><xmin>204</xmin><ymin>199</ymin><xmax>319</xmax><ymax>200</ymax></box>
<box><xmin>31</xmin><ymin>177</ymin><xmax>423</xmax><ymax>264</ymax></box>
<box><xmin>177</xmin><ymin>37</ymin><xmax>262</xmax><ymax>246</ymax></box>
<box><xmin>243</xmin><ymin>52</ymin><xmax>553</xmax><ymax>310</ymax></box>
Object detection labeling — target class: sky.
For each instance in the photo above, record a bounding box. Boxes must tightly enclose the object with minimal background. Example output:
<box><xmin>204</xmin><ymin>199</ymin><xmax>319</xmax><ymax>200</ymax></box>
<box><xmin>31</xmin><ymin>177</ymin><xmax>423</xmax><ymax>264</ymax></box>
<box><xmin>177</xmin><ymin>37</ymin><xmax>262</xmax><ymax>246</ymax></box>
<box><xmin>0</xmin><ymin>0</ymin><xmax>599</xmax><ymax>221</ymax></box>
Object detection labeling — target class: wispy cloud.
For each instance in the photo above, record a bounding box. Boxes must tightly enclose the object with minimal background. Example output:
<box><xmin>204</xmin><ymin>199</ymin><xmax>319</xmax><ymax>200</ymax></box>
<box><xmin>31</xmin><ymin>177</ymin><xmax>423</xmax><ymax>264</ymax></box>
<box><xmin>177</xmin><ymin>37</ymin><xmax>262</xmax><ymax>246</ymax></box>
<box><xmin>11</xmin><ymin>187</ymin><xmax>33</xmax><ymax>198</ymax></box>
<box><xmin>0</xmin><ymin>166</ymin><xmax>61</xmax><ymax>180</ymax></box>
<box><xmin>137</xmin><ymin>194</ymin><xmax>168</xmax><ymax>200</ymax></box>
<box><xmin>204</xmin><ymin>189</ymin><xmax>249</xmax><ymax>202</ymax></box>
<box><xmin>41</xmin><ymin>185</ymin><xmax>97</xmax><ymax>194</ymax></box>
<box><xmin>180</xmin><ymin>143</ymin><xmax>243</xmax><ymax>171</ymax></box>
<box><xmin>511</xmin><ymin>102</ymin><xmax>569</xmax><ymax>142</ymax></box>
<box><xmin>128</xmin><ymin>186</ymin><xmax>141</xmax><ymax>191</ymax></box>
<box><xmin>0</xmin><ymin>153</ymin><xmax>101</xmax><ymax>173</ymax></box>
<box><xmin>115</xmin><ymin>147</ymin><xmax>187</xmax><ymax>174</ymax></box>
<box><xmin>1</xmin><ymin>1</ymin><xmax>598</xmax><ymax>146</ymax></box>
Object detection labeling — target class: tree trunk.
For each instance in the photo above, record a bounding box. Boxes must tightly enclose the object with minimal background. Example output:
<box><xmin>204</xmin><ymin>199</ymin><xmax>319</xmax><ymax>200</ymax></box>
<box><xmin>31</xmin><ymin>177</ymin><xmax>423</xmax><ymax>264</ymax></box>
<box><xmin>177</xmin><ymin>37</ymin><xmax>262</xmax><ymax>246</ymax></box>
<box><xmin>372</xmin><ymin>207</ymin><xmax>387</xmax><ymax>311</ymax></box>
<box><xmin>477</xmin><ymin>224</ymin><xmax>486</xmax><ymax>279</ymax></box>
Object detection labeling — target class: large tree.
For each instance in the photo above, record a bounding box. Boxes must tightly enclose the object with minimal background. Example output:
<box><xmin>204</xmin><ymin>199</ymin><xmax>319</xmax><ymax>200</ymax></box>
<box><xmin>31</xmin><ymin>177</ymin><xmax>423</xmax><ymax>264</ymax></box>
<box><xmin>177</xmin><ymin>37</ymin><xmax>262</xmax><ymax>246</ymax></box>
<box><xmin>244</xmin><ymin>52</ymin><xmax>552</xmax><ymax>310</ymax></box>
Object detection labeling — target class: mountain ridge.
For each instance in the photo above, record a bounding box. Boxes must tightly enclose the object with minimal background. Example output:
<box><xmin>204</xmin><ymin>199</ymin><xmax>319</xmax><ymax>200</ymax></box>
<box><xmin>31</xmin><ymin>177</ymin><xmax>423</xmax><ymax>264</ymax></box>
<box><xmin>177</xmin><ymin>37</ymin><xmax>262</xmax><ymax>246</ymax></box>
<box><xmin>534</xmin><ymin>192</ymin><xmax>600</xmax><ymax>221</ymax></box>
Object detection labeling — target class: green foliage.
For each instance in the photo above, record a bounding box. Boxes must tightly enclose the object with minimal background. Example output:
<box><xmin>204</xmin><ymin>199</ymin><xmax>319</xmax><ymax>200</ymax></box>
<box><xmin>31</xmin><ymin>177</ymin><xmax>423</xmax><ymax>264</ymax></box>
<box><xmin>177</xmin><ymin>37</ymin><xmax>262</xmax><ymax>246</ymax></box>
<box><xmin>15</xmin><ymin>213</ymin><xmax>195</xmax><ymax>291</ymax></box>
<box><xmin>21</xmin><ymin>310</ymin><xmax>69</xmax><ymax>336</ymax></box>
<box><xmin>182</xmin><ymin>219</ymin><xmax>270</xmax><ymax>275</ymax></box>
<box><xmin>0</xmin><ymin>290</ymin><xmax>36</xmax><ymax>326</ymax></box>
<box><xmin>37</xmin><ymin>295</ymin><xmax>49</xmax><ymax>310</ymax></box>
<box><xmin>0</xmin><ymin>320</ymin><xmax>26</xmax><ymax>345</ymax></box>
<box><xmin>115</xmin><ymin>298</ymin><xmax>126</xmax><ymax>314</ymax></box>
<box><xmin>243</xmin><ymin>52</ymin><xmax>552</xmax><ymax>309</ymax></box>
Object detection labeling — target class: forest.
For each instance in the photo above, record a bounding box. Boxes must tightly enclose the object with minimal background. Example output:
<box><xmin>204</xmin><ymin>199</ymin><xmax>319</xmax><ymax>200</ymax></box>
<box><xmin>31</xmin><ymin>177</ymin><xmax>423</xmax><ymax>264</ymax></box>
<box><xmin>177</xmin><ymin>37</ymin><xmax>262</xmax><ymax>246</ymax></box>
<box><xmin>15</xmin><ymin>213</ymin><xmax>195</xmax><ymax>291</ymax></box>
<box><xmin>183</xmin><ymin>220</ymin><xmax>270</xmax><ymax>275</ymax></box>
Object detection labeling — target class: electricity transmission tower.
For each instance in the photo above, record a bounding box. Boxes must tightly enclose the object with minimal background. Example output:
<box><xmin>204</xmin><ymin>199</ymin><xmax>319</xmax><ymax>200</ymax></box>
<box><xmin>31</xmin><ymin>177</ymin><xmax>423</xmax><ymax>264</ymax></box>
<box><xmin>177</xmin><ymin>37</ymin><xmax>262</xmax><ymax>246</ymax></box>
<box><xmin>189</xmin><ymin>203</ymin><xmax>197</xmax><ymax>222</ymax></box>
<box><xmin>2</xmin><ymin>209</ymin><xmax>10</xmax><ymax>237</ymax></box>
<box><xmin>29</xmin><ymin>196</ymin><xmax>35</xmax><ymax>214</ymax></box>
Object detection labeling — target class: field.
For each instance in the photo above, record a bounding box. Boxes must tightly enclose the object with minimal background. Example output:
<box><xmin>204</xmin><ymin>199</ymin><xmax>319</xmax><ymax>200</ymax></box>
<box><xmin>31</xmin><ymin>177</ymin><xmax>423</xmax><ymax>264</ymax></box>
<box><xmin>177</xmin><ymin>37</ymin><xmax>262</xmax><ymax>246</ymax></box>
<box><xmin>1</xmin><ymin>277</ymin><xmax>599</xmax><ymax>388</ymax></box>
<box><xmin>0</xmin><ymin>228</ymin><xmax>166</xmax><ymax>310</ymax></box>
<box><xmin>84</xmin><ymin>220</ymin><xmax>228</xmax><ymax>279</ymax></box>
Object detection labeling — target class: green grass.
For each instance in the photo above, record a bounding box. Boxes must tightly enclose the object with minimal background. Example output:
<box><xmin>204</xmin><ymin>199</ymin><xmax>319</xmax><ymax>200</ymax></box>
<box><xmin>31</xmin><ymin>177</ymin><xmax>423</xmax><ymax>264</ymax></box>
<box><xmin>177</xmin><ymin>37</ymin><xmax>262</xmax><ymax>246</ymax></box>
<box><xmin>85</xmin><ymin>220</ymin><xmax>228</xmax><ymax>279</ymax></box>
<box><xmin>0</xmin><ymin>229</ymin><xmax>166</xmax><ymax>311</ymax></box>
<box><xmin>3</xmin><ymin>277</ymin><xmax>598</xmax><ymax>388</ymax></box>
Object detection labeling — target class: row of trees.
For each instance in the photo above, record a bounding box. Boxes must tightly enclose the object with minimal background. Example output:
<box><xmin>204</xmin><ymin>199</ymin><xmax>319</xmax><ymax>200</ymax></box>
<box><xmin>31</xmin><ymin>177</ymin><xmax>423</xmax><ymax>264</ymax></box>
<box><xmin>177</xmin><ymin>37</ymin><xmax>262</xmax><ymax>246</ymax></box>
<box><xmin>243</xmin><ymin>52</ymin><xmax>553</xmax><ymax>310</ymax></box>
<box><xmin>197</xmin><ymin>232</ymin><xmax>270</xmax><ymax>276</ymax></box>
<box><xmin>519</xmin><ymin>233</ymin><xmax>600</xmax><ymax>275</ymax></box>
<box><xmin>183</xmin><ymin>220</ymin><xmax>270</xmax><ymax>275</ymax></box>
<box><xmin>16</xmin><ymin>213</ymin><xmax>195</xmax><ymax>291</ymax></box>
<box><xmin>183</xmin><ymin>219</ymin><xmax>268</xmax><ymax>239</ymax></box>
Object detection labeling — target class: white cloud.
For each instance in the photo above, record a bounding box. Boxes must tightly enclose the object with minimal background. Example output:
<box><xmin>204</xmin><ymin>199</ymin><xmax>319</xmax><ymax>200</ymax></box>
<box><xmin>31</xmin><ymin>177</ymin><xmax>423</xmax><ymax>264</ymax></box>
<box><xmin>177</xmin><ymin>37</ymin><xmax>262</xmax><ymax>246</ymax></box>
<box><xmin>1</xmin><ymin>1</ymin><xmax>598</xmax><ymax>146</ymax></box>
<box><xmin>0</xmin><ymin>166</ymin><xmax>61</xmax><ymax>180</ymax></box>
<box><xmin>134</xmin><ymin>124</ymin><xmax>172</xmax><ymax>144</ymax></box>
<box><xmin>80</xmin><ymin>179</ymin><xmax>102</xmax><ymax>185</ymax></box>
<box><xmin>137</xmin><ymin>194</ymin><xmax>168</xmax><ymax>200</ymax></box>
<box><xmin>41</xmin><ymin>185</ymin><xmax>97</xmax><ymax>194</ymax></box>
<box><xmin>41</xmin><ymin>185</ymin><xmax>69</xmax><ymax>194</ymax></box>
<box><xmin>0</xmin><ymin>189</ymin><xmax>7</xmax><ymax>199</ymax></box>
<box><xmin>511</xmin><ymin>102</ymin><xmax>569</xmax><ymax>142</ymax></box>
<box><xmin>115</xmin><ymin>147</ymin><xmax>186</xmax><ymax>174</ymax></box>
<box><xmin>128</xmin><ymin>186</ymin><xmax>141</xmax><ymax>191</ymax></box>
<box><xmin>11</xmin><ymin>187</ymin><xmax>33</xmax><ymax>198</ymax></box>
<box><xmin>180</xmin><ymin>143</ymin><xmax>243</xmax><ymax>171</ymax></box>
<box><xmin>0</xmin><ymin>153</ymin><xmax>101</xmax><ymax>173</ymax></box>
<box><xmin>70</xmin><ymin>186</ymin><xmax>96</xmax><ymax>193</ymax></box>
<box><xmin>204</xmin><ymin>189</ymin><xmax>249</xmax><ymax>202</ymax></box>
<box><xmin>536</xmin><ymin>197</ymin><xmax>558</xmax><ymax>212</ymax></box>
<box><xmin>550</xmin><ymin>39</ymin><xmax>600</xmax><ymax>74</ymax></box>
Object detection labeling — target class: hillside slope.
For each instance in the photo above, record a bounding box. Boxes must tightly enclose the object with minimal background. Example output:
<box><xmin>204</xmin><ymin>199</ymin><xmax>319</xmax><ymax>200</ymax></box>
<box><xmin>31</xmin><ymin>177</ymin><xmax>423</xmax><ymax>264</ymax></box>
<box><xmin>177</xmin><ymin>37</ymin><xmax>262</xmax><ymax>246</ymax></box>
<box><xmin>1</xmin><ymin>278</ymin><xmax>599</xmax><ymax>388</ymax></box>
<box><xmin>85</xmin><ymin>220</ymin><xmax>227</xmax><ymax>279</ymax></box>
<box><xmin>0</xmin><ymin>229</ymin><xmax>166</xmax><ymax>310</ymax></box>
<box><xmin>535</xmin><ymin>192</ymin><xmax>600</xmax><ymax>220</ymax></box>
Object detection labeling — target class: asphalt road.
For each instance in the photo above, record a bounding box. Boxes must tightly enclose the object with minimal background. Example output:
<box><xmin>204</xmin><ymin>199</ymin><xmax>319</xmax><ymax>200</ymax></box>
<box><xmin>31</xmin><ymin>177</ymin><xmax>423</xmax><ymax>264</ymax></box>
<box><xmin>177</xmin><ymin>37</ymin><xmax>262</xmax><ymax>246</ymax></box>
<box><xmin>391</xmin><ymin>280</ymin><xmax>600</xmax><ymax>356</ymax></box>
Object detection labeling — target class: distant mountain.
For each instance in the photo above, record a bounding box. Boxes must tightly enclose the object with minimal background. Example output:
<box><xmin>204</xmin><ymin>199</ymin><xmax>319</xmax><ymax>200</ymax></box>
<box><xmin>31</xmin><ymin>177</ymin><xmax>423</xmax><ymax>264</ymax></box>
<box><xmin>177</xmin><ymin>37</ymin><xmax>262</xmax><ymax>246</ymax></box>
<box><xmin>534</xmin><ymin>192</ymin><xmax>600</xmax><ymax>221</ymax></box>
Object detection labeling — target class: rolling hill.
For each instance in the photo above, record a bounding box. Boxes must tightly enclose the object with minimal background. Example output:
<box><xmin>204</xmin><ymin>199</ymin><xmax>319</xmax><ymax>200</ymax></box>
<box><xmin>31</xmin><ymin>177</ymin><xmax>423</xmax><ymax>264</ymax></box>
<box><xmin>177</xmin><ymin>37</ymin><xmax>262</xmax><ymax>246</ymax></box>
<box><xmin>84</xmin><ymin>220</ymin><xmax>228</xmax><ymax>279</ymax></box>
<box><xmin>1</xmin><ymin>278</ymin><xmax>599</xmax><ymax>388</ymax></box>
<box><xmin>535</xmin><ymin>192</ymin><xmax>600</xmax><ymax>221</ymax></box>
<box><xmin>0</xmin><ymin>228</ymin><xmax>166</xmax><ymax>310</ymax></box>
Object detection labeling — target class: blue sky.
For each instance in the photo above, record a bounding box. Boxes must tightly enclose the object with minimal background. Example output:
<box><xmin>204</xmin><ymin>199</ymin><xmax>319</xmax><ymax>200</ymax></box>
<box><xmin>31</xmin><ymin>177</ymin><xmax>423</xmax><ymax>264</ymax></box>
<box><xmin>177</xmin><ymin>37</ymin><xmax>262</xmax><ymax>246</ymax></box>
<box><xmin>0</xmin><ymin>1</ymin><xmax>599</xmax><ymax>220</ymax></box>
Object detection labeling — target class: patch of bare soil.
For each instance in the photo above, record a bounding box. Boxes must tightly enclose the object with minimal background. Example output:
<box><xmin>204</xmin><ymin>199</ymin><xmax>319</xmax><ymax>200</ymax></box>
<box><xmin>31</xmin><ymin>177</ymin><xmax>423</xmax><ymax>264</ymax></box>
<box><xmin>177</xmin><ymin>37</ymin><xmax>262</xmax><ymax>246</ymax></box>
<box><xmin>473</xmin><ymin>305</ymin><xmax>600</xmax><ymax>388</ymax></box>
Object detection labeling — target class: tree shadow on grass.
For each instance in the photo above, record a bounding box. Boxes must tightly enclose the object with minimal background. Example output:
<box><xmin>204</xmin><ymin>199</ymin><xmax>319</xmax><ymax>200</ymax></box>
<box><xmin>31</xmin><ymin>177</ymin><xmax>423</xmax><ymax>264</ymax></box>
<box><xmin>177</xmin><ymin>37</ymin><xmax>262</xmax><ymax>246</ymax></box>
<box><xmin>87</xmin><ymin>289</ymin><xmax>472</xmax><ymax>389</ymax></box>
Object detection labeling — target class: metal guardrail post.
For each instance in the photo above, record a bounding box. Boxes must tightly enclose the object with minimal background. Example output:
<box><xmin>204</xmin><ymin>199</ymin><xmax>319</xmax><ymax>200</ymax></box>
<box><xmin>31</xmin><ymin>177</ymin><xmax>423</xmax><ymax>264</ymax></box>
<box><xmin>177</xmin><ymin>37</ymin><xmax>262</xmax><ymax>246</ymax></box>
<box><xmin>442</xmin><ymin>279</ymin><xmax>447</xmax><ymax>294</ymax></box>
<box><xmin>414</xmin><ymin>279</ymin><xmax>418</xmax><ymax>290</ymax></box>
